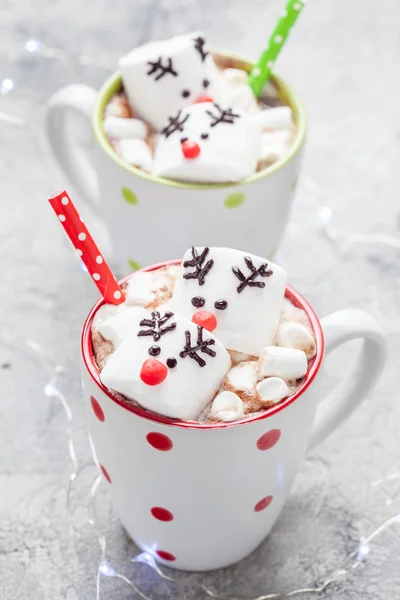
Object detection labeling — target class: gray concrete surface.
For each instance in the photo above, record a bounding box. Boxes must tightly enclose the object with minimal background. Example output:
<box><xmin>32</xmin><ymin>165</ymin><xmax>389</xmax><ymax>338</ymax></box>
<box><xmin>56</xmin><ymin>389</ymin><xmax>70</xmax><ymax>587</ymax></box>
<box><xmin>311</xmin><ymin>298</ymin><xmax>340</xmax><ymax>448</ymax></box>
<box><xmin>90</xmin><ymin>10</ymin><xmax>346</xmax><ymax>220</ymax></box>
<box><xmin>1</xmin><ymin>0</ymin><xmax>399</xmax><ymax>598</ymax></box>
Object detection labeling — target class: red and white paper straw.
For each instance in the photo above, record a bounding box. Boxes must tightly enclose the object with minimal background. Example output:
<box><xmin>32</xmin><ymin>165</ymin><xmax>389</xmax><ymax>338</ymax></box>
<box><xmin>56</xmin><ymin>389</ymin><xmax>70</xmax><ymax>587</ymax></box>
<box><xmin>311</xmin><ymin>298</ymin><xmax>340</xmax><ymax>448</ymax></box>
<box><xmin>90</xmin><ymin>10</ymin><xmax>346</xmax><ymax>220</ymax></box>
<box><xmin>48</xmin><ymin>190</ymin><xmax>125</xmax><ymax>305</ymax></box>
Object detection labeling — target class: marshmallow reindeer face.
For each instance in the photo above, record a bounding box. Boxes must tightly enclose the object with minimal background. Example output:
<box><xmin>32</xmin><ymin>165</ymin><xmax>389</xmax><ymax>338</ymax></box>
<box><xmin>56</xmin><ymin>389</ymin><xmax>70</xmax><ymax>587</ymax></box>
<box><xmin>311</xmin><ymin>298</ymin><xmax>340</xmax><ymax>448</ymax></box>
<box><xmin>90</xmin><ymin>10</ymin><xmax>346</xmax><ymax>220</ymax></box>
<box><xmin>119</xmin><ymin>32</ymin><xmax>223</xmax><ymax>131</ymax></box>
<box><xmin>152</xmin><ymin>102</ymin><xmax>260</xmax><ymax>183</ymax></box>
<box><xmin>100</xmin><ymin>308</ymin><xmax>231</xmax><ymax>420</ymax></box>
<box><xmin>170</xmin><ymin>247</ymin><xmax>287</xmax><ymax>355</ymax></box>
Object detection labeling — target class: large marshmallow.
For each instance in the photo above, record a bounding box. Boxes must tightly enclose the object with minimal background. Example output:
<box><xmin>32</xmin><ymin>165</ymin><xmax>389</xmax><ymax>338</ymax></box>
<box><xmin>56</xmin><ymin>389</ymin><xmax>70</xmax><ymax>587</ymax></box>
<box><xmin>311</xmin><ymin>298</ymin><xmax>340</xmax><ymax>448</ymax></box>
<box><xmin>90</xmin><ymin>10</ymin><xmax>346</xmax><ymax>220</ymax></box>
<box><xmin>104</xmin><ymin>116</ymin><xmax>147</xmax><ymax>139</ymax></box>
<box><xmin>256</xmin><ymin>377</ymin><xmax>289</xmax><ymax>404</ymax></box>
<box><xmin>259</xmin><ymin>346</ymin><xmax>308</xmax><ymax>381</ymax></box>
<box><xmin>153</xmin><ymin>102</ymin><xmax>260</xmax><ymax>183</ymax></box>
<box><xmin>278</xmin><ymin>322</ymin><xmax>317</xmax><ymax>359</ymax></box>
<box><xmin>210</xmin><ymin>391</ymin><xmax>244</xmax><ymax>422</ymax></box>
<box><xmin>119</xmin><ymin>32</ymin><xmax>224</xmax><ymax>131</ymax></box>
<box><xmin>118</xmin><ymin>139</ymin><xmax>153</xmax><ymax>172</ymax></box>
<box><xmin>100</xmin><ymin>310</ymin><xmax>231</xmax><ymax>420</ymax></box>
<box><xmin>170</xmin><ymin>247</ymin><xmax>287</xmax><ymax>355</ymax></box>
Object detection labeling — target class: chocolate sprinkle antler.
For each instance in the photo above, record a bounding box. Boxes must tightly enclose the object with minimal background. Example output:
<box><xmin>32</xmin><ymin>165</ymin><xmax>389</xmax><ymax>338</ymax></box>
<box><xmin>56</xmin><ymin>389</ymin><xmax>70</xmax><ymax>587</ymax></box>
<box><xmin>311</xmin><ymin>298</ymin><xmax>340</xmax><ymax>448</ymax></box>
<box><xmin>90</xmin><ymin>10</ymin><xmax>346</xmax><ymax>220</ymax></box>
<box><xmin>206</xmin><ymin>103</ymin><xmax>240</xmax><ymax>127</ymax></box>
<box><xmin>138</xmin><ymin>311</ymin><xmax>177</xmax><ymax>342</ymax></box>
<box><xmin>193</xmin><ymin>35</ymin><xmax>209</xmax><ymax>62</ymax></box>
<box><xmin>179</xmin><ymin>326</ymin><xmax>216</xmax><ymax>367</ymax></box>
<box><xmin>183</xmin><ymin>247</ymin><xmax>214</xmax><ymax>286</ymax></box>
<box><xmin>232</xmin><ymin>256</ymin><xmax>273</xmax><ymax>294</ymax></box>
<box><xmin>147</xmin><ymin>56</ymin><xmax>178</xmax><ymax>81</ymax></box>
<box><xmin>161</xmin><ymin>110</ymin><xmax>190</xmax><ymax>138</ymax></box>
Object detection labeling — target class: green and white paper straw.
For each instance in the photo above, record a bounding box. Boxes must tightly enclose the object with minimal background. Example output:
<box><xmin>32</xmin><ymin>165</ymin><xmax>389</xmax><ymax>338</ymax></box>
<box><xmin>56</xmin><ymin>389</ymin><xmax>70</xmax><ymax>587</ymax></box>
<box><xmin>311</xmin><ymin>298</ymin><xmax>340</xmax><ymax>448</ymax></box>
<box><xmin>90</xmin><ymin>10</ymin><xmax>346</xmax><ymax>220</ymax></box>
<box><xmin>248</xmin><ymin>0</ymin><xmax>306</xmax><ymax>98</ymax></box>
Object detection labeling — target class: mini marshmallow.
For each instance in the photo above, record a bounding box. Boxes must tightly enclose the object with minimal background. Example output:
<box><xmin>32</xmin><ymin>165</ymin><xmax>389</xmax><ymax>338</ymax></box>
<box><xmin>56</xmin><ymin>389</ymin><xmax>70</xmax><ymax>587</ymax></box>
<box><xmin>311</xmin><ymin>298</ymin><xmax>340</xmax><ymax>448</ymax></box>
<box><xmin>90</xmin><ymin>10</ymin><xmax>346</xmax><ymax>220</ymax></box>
<box><xmin>125</xmin><ymin>265</ymin><xmax>179</xmax><ymax>308</ymax></box>
<box><xmin>105</xmin><ymin>95</ymin><xmax>132</xmax><ymax>118</ymax></box>
<box><xmin>103</xmin><ymin>116</ymin><xmax>147</xmax><ymax>140</ymax></box>
<box><xmin>256</xmin><ymin>377</ymin><xmax>289</xmax><ymax>404</ymax></box>
<box><xmin>278</xmin><ymin>322</ymin><xmax>317</xmax><ymax>359</ymax></box>
<box><xmin>260</xmin><ymin>130</ymin><xmax>293</xmax><ymax>162</ymax></box>
<box><xmin>259</xmin><ymin>346</ymin><xmax>308</xmax><ymax>381</ymax></box>
<box><xmin>170</xmin><ymin>247</ymin><xmax>287</xmax><ymax>355</ymax></box>
<box><xmin>100</xmin><ymin>310</ymin><xmax>231</xmax><ymax>420</ymax></box>
<box><xmin>222</xmin><ymin>68</ymin><xmax>248</xmax><ymax>84</ymax></box>
<box><xmin>221</xmin><ymin>68</ymin><xmax>260</xmax><ymax>114</ymax></box>
<box><xmin>260</xmin><ymin>80</ymin><xmax>280</xmax><ymax>99</ymax></box>
<box><xmin>118</xmin><ymin>139</ymin><xmax>153</xmax><ymax>172</ymax></box>
<box><xmin>96</xmin><ymin>306</ymin><xmax>148</xmax><ymax>348</ymax></box>
<box><xmin>119</xmin><ymin>32</ymin><xmax>224</xmax><ymax>131</ymax></box>
<box><xmin>93</xmin><ymin>303</ymin><xmax>121</xmax><ymax>329</ymax></box>
<box><xmin>210</xmin><ymin>391</ymin><xmax>244</xmax><ymax>422</ymax></box>
<box><xmin>153</xmin><ymin>103</ymin><xmax>260</xmax><ymax>183</ymax></box>
<box><xmin>228</xmin><ymin>349</ymin><xmax>253</xmax><ymax>364</ymax></box>
<box><xmin>255</xmin><ymin>106</ymin><xmax>293</xmax><ymax>131</ymax></box>
<box><xmin>280</xmin><ymin>297</ymin><xmax>312</xmax><ymax>329</ymax></box>
<box><xmin>226</xmin><ymin>361</ymin><xmax>258</xmax><ymax>390</ymax></box>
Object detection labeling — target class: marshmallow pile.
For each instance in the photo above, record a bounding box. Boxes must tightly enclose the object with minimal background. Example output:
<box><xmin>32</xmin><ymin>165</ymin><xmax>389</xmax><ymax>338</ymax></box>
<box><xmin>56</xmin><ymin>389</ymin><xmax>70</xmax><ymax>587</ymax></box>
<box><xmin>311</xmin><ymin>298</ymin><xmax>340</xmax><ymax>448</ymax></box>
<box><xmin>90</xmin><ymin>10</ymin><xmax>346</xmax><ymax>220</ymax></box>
<box><xmin>102</xmin><ymin>32</ymin><xmax>295</xmax><ymax>181</ymax></box>
<box><xmin>93</xmin><ymin>247</ymin><xmax>316</xmax><ymax>423</ymax></box>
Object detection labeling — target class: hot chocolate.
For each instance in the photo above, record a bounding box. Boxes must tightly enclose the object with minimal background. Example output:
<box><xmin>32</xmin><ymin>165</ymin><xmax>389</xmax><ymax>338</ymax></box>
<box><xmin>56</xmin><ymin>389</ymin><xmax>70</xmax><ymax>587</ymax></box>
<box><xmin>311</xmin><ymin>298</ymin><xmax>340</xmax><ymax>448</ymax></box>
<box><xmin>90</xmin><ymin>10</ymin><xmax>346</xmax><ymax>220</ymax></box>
<box><xmin>91</xmin><ymin>247</ymin><xmax>316</xmax><ymax>423</ymax></box>
<box><xmin>102</xmin><ymin>32</ymin><xmax>296</xmax><ymax>182</ymax></box>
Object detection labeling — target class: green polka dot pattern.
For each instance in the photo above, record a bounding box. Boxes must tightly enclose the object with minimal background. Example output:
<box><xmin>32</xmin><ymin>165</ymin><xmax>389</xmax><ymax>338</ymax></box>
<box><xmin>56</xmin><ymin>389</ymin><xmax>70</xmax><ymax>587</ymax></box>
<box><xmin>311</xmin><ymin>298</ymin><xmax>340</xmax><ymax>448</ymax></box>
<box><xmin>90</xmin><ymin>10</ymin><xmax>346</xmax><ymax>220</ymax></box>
<box><xmin>224</xmin><ymin>192</ymin><xmax>246</xmax><ymax>208</ymax></box>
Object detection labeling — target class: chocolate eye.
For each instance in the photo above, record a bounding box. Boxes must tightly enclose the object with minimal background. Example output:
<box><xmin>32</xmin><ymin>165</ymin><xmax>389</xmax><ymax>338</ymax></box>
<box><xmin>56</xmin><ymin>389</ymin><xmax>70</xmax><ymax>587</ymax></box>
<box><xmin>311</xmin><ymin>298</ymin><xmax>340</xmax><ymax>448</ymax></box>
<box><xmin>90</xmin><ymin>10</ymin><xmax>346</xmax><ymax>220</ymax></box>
<box><xmin>201</xmin><ymin>132</ymin><xmax>209</xmax><ymax>140</ymax></box>
<box><xmin>203</xmin><ymin>79</ymin><xmax>209</xmax><ymax>88</ymax></box>
<box><xmin>181</xmin><ymin>89</ymin><xmax>190</xmax><ymax>98</ymax></box>
<box><xmin>180</xmin><ymin>137</ymin><xmax>188</xmax><ymax>143</ymax></box>
<box><xmin>214</xmin><ymin>300</ymin><xmax>228</xmax><ymax>310</ymax></box>
<box><xmin>191</xmin><ymin>296</ymin><xmax>205</xmax><ymax>308</ymax></box>
<box><xmin>166</xmin><ymin>358</ymin><xmax>177</xmax><ymax>369</ymax></box>
<box><xmin>148</xmin><ymin>345</ymin><xmax>161</xmax><ymax>356</ymax></box>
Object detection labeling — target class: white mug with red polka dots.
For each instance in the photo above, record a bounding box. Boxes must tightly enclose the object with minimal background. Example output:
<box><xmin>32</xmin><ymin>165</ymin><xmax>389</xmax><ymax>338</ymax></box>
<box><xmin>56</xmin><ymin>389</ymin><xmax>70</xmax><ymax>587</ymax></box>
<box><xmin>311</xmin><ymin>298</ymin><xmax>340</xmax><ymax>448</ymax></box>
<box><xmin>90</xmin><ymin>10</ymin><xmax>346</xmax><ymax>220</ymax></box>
<box><xmin>46</xmin><ymin>53</ymin><xmax>305</xmax><ymax>273</ymax></box>
<box><xmin>80</xmin><ymin>264</ymin><xmax>386</xmax><ymax>571</ymax></box>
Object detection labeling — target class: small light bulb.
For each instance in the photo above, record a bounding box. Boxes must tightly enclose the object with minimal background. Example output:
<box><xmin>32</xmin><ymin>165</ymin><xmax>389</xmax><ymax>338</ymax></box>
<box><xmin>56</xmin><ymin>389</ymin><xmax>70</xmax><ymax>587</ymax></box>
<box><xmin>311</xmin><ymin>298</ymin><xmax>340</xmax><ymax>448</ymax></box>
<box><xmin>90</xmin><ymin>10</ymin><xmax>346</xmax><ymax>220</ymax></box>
<box><xmin>25</xmin><ymin>39</ymin><xmax>39</xmax><ymax>53</ymax></box>
<box><xmin>1</xmin><ymin>78</ymin><xmax>14</xmax><ymax>94</ymax></box>
<box><xmin>132</xmin><ymin>552</ymin><xmax>156</xmax><ymax>567</ymax></box>
<box><xmin>356</xmin><ymin>543</ymin><xmax>370</xmax><ymax>561</ymax></box>
<box><xmin>44</xmin><ymin>383</ymin><xmax>55</xmax><ymax>396</ymax></box>
<box><xmin>319</xmin><ymin>206</ymin><xmax>332</xmax><ymax>225</ymax></box>
<box><xmin>99</xmin><ymin>561</ymin><xmax>116</xmax><ymax>576</ymax></box>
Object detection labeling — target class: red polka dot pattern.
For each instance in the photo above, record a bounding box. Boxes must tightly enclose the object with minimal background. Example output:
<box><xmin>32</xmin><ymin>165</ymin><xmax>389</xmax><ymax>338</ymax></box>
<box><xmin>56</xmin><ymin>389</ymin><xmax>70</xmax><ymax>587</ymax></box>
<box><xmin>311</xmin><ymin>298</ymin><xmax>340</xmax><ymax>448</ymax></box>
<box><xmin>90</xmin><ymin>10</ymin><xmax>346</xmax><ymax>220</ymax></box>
<box><xmin>90</xmin><ymin>396</ymin><xmax>105</xmax><ymax>422</ymax></box>
<box><xmin>100</xmin><ymin>464</ymin><xmax>112</xmax><ymax>483</ymax></box>
<box><xmin>151</xmin><ymin>507</ymin><xmax>174</xmax><ymax>522</ymax></box>
<box><xmin>254</xmin><ymin>495</ymin><xmax>273</xmax><ymax>512</ymax></box>
<box><xmin>146</xmin><ymin>432</ymin><xmax>173</xmax><ymax>451</ymax></box>
<box><xmin>156</xmin><ymin>549</ymin><xmax>176</xmax><ymax>562</ymax></box>
<box><xmin>256</xmin><ymin>429</ymin><xmax>281</xmax><ymax>451</ymax></box>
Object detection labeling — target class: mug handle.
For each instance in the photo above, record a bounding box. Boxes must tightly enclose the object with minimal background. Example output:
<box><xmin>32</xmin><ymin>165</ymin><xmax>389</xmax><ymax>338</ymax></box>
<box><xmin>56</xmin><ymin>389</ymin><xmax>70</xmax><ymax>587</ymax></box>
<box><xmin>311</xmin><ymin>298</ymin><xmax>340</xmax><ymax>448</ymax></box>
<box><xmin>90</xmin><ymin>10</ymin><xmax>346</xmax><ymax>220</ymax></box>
<box><xmin>307</xmin><ymin>309</ymin><xmax>386</xmax><ymax>451</ymax></box>
<box><xmin>46</xmin><ymin>84</ymin><xmax>99</xmax><ymax>212</ymax></box>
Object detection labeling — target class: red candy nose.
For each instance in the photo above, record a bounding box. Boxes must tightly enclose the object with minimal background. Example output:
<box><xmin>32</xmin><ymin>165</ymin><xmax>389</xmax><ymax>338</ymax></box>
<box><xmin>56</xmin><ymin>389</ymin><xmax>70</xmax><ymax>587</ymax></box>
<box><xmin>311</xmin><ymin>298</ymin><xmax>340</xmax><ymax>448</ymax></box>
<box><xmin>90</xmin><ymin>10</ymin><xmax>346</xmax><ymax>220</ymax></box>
<box><xmin>140</xmin><ymin>359</ymin><xmax>168</xmax><ymax>386</ymax></box>
<box><xmin>181</xmin><ymin>140</ymin><xmax>201</xmax><ymax>159</ymax></box>
<box><xmin>192</xmin><ymin>311</ymin><xmax>217</xmax><ymax>332</ymax></box>
<box><xmin>194</xmin><ymin>94</ymin><xmax>214</xmax><ymax>104</ymax></box>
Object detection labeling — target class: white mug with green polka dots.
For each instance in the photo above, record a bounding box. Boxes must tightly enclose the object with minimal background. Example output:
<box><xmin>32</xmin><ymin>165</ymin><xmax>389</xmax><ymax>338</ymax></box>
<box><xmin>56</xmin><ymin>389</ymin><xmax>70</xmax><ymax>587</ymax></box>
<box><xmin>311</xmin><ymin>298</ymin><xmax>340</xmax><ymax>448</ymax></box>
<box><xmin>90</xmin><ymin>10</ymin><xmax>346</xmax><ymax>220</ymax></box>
<box><xmin>81</xmin><ymin>264</ymin><xmax>386</xmax><ymax>571</ymax></box>
<box><xmin>46</xmin><ymin>53</ymin><xmax>305</xmax><ymax>274</ymax></box>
